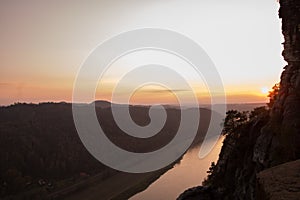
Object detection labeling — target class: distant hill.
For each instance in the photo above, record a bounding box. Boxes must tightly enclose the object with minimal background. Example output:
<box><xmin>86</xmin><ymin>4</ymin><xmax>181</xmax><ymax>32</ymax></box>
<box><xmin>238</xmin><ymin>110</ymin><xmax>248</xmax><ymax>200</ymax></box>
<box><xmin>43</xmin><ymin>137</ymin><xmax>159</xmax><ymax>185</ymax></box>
<box><xmin>0</xmin><ymin>101</ymin><xmax>214</xmax><ymax>198</ymax></box>
<box><xmin>202</xmin><ymin>103</ymin><xmax>266</xmax><ymax>112</ymax></box>
<box><xmin>92</xmin><ymin>100</ymin><xmax>111</xmax><ymax>108</ymax></box>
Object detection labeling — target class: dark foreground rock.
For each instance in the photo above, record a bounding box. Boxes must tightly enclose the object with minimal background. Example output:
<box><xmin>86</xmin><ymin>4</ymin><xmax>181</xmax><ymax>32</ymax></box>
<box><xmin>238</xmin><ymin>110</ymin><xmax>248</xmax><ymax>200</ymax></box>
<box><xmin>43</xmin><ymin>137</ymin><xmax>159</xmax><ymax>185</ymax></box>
<box><xmin>179</xmin><ymin>0</ymin><xmax>300</xmax><ymax>199</ymax></box>
<box><xmin>177</xmin><ymin>186</ymin><xmax>221</xmax><ymax>200</ymax></box>
<box><xmin>256</xmin><ymin>159</ymin><xmax>300</xmax><ymax>200</ymax></box>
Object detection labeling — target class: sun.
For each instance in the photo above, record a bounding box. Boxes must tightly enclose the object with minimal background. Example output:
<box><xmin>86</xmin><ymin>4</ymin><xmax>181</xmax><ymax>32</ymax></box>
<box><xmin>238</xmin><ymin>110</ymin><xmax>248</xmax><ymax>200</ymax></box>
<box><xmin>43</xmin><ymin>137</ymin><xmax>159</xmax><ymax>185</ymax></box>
<box><xmin>261</xmin><ymin>87</ymin><xmax>269</xmax><ymax>95</ymax></box>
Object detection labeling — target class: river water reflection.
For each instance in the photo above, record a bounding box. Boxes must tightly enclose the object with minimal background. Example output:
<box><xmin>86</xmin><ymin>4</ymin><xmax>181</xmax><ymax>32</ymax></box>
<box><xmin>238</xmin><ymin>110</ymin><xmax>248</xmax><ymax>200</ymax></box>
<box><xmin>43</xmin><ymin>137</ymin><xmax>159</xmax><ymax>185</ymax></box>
<box><xmin>130</xmin><ymin>137</ymin><xmax>224</xmax><ymax>200</ymax></box>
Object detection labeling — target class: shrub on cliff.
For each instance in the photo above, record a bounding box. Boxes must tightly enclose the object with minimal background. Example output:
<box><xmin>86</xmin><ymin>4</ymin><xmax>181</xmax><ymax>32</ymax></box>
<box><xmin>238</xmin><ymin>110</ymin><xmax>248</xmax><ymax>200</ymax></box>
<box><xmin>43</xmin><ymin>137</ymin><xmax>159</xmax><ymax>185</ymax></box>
<box><xmin>267</xmin><ymin>83</ymin><xmax>280</xmax><ymax>108</ymax></box>
<box><xmin>222</xmin><ymin>110</ymin><xmax>249</xmax><ymax>135</ymax></box>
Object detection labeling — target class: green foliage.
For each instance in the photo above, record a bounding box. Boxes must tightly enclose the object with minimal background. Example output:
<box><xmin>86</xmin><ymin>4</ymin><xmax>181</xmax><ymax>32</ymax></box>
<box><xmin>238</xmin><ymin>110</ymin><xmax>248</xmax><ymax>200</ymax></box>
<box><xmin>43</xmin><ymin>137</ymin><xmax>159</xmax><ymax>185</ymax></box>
<box><xmin>0</xmin><ymin>102</ymin><xmax>198</xmax><ymax>197</ymax></box>
<box><xmin>203</xmin><ymin>105</ymin><xmax>271</xmax><ymax>192</ymax></box>
<box><xmin>2</xmin><ymin>169</ymin><xmax>26</xmax><ymax>194</ymax></box>
<box><xmin>222</xmin><ymin>110</ymin><xmax>249</xmax><ymax>135</ymax></box>
<box><xmin>249</xmin><ymin>106</ymin><xmax>268</xmax><ymax>119</ymax></box>
<box><xmin>202</xmin><ymin>162</ymin><xmax>216</xmax><ymax>186</ymax></box>
<box><xmin>267</xmin><ymin>83</ymin><xmax>280</xmax><ymax>108</ymax></box>
<box><xmin>206</xmin><ymin>162</ymin><xmax>216</xmax><ymax>175</ymax></box>
<box><xmin>0</xmin><ymin>103</ymin><xmax>107</xmax><ymax>197</ymax></box>
<box><xmin>222</xmin><ymin>107</ymin><xmax>269</xmax><ymax>136</ymax></box>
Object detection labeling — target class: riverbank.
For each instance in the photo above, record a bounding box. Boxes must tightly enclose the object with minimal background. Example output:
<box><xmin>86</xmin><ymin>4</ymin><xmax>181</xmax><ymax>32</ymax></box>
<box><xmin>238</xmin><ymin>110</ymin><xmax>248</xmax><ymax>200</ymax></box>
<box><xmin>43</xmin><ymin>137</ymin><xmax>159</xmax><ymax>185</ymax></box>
<box><xmin>130</xmin><ymin>138</ymin><xmax>224</xmax><ymax>200</ymax></box>
<box><xmin>178</xmin><ymin>0</ymin><xmax>300</xmax><ymax>199</ymax></box>
<box><xmin>59</xmin><ymin>160</ymin><xmax>177</xmax><ymax>200</ymax></box>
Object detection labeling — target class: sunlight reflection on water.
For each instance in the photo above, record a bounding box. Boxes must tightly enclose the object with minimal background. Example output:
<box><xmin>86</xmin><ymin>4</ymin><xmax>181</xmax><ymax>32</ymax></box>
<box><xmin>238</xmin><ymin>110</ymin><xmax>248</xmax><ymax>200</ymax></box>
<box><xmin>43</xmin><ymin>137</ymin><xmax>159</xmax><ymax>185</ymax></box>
<box><xmin>130</xmin><ymin>137</ymin><xmax>224</xmax><ymax>200</ymax></box>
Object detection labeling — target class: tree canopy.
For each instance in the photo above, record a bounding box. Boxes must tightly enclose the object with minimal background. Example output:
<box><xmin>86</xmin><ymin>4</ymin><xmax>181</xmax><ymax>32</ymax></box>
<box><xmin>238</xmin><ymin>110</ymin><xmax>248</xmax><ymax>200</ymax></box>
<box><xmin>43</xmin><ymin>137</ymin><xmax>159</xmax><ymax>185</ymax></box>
<box><xmin>222</xmin><ymin>110</ymin><xmax>249</xmax><ymax>135</ymax></box>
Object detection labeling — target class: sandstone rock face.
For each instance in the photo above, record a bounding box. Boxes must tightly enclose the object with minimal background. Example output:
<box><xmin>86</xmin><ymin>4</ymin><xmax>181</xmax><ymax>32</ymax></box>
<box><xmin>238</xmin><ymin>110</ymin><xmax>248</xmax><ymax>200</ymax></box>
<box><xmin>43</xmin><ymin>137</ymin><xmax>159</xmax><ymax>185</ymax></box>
<box><xmin>257</xmin><ymin>159</ymin><xmax>300</xmax><ymax>200</ymax></box>
<box><xmin>266</xmin><ymin>0</ymin><xmax>300</xmax><ymax>167</ymax></box>
<box><xmin>179</xmin><ymin>0</ymin><xmax>300</xmax><ymax>199</ymax></box>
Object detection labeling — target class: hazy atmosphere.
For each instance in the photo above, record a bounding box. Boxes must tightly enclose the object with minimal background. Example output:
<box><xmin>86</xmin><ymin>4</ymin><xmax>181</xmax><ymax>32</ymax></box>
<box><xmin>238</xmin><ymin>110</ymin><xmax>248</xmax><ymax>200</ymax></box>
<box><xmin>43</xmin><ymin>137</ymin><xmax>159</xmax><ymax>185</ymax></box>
<box><xmin>0</xmin><ymin>0</ymin><xmax>284</xmax><ymax>105</ymax></box>
<box><xmin>1</xmin><ymin>1</ymin><xmax>300</xmax><ymax>200</ymax></box>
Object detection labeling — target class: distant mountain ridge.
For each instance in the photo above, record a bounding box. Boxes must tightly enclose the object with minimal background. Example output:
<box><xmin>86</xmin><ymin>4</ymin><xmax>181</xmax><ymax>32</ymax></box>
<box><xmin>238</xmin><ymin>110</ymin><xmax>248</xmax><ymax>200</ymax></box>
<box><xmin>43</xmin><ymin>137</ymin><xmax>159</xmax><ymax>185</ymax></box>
<box><xmin>0</xmin><ymin>101</ymin><xmax>217</xmax><ymax>199</ymax></box>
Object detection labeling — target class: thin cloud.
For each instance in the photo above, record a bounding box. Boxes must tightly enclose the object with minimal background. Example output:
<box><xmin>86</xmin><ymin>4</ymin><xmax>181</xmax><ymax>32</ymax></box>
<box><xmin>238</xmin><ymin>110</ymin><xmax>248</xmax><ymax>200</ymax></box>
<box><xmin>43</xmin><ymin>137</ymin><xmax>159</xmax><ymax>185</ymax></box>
<box><xmin>141</xmin><ymin>89</ymin><xmax>191</xmax><ymax>94</ymax></box>
<box><xmin>0</xmin><ymin>83</ymin><xmax>13</xmax><ymax>87</ymax></box>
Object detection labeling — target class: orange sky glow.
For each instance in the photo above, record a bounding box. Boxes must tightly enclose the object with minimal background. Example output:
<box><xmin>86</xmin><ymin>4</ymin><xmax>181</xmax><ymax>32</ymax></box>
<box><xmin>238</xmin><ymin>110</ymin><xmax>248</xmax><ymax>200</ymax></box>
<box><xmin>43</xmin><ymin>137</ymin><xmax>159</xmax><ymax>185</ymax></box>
<box><xmin>0</xmin><ymin>0</ymin><xmax>284</xmax><ymax>106</ymax></box>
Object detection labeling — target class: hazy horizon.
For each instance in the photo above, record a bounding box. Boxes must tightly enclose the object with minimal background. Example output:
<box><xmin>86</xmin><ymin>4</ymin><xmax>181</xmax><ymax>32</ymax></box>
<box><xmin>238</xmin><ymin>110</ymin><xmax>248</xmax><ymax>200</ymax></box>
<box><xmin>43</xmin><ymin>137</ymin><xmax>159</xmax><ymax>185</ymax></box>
<box><xmin>1</xmin><ymin>99</ymin><xmax>267</xmax><ymax>107</ymax></box>
<box><xmin>0</xmin><ymin>0</ymin><xmax>285</xmax><ymax>105</ymax></box>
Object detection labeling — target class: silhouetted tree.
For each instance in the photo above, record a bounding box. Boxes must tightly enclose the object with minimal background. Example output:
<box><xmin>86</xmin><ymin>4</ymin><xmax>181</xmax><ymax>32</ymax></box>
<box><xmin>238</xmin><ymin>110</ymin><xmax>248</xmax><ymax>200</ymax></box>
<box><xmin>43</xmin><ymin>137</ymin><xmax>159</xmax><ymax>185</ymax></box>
<box><xmin>222</xmin><ymin>110</ymin><xmax>248</xmax><ymax>135</ymax></box>
<box><xmin>207</xmin><ymin>162</ymin><xmax>216</xmax><ymax>175</ymax></box>
<box><xmin>249</xmin><ymin>106</ymin><xmax>268</xmax><ymax>119</ymax></box>
<box><xmin>267</xmin><ymin>83</ymin><xmax>280</xmax><ymax>108</ymax></box>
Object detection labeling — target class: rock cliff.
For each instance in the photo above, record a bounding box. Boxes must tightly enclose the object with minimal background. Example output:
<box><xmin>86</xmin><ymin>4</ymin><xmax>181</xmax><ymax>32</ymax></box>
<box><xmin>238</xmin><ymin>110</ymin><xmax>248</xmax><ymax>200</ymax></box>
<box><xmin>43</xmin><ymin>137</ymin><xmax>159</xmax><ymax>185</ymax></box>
<box><xmin>178</xmin><ymin>0</ymin><xmax>300</xmax><ymax>199</ymax></box>
<box><xmin>256</xmin><ymin>159</ymin><xmax>300</xmax><ymax>200</ymax></box>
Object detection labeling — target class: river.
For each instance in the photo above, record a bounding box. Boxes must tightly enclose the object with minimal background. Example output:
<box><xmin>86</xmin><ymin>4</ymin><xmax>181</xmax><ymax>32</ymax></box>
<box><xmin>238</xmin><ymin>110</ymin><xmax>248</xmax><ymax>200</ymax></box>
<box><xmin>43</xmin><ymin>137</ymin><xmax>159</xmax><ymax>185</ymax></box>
<box><xmin>130</xmin><ymin>137</ymin><xmax>224</xmax><ymax>200</ymax></box>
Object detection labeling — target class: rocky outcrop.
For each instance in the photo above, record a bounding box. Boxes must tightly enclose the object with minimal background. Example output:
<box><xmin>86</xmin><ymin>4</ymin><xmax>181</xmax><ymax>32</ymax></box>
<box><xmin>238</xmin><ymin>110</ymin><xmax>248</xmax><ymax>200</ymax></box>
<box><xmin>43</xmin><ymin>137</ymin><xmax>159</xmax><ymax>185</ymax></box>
<box><xmin>178</xmin><ymin>110</ymin><xmax>271</xmax><ymax>200</ymax></box>
<box><xmin>256</xmin><ymin>159</ymin><xmax>300</xmax><ymax>200</ymax></box>
<box><xmin>177</xmin><ymin>186</ymin><xmax>222</xmax><ymax>200</ymax></box>
<box><xmin>265</xmin><ymin>0</ymin><xmax>300</xmax><ymax>166</ymax></box>
<box><xmin>179</xmin><ymin>0</ymin><xmax>300</xmax><ymax>199</ymax></box>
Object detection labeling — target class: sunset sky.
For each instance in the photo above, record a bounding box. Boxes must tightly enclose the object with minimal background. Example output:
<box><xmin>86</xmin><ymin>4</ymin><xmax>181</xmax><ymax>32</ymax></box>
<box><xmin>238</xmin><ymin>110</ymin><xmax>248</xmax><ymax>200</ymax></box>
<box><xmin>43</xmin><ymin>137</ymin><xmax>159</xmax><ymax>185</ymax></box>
<box><xmin>0</xmin><ymin>0</ymin><xmax>285</xmax><ymax>105</ymax></box>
